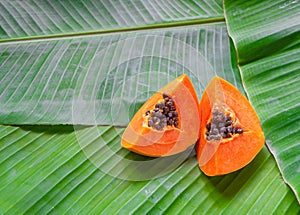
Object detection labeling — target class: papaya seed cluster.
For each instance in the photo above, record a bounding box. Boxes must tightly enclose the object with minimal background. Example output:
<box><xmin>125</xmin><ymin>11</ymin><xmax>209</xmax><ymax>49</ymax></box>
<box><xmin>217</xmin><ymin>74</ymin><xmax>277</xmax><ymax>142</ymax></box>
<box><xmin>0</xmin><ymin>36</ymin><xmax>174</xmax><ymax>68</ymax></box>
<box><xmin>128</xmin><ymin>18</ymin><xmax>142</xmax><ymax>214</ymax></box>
<box><xmin>146</xmin><ymin>93</ymin><xmax>179</xmax><ymax>130</ymax></box>
<box><xmin>206</xmin><ymin>108</ymin><xmax>243</xmax><ymax>141</ymax></box>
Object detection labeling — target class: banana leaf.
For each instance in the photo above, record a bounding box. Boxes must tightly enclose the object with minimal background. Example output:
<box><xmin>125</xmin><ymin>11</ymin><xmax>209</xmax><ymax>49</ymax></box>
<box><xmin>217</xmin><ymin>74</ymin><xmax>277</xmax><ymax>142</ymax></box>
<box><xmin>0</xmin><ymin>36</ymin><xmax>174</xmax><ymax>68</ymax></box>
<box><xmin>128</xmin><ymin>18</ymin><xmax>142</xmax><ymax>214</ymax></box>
<box><xmin>224</xmin><ymin>0</ymin><xmax>300</xmax><ymax>202</ymax></box>
<box><xmin>0</xmin><ymin>0</ymin><xmax>224</xmax><ymax>40</ymax></box>
<box><xmin>0</xmin><ymin>125</ymin><xmax>299</xmax><ymax>214</ymax></box>
<box><xmin>0</xmin><ymin>24</ymin><xmax>242</xmax><ymax>125</ymax></box>
<box><xmin>0</xmin><ymin>0</ymin><xmax>299</xmax><ymax>214</ymax></box>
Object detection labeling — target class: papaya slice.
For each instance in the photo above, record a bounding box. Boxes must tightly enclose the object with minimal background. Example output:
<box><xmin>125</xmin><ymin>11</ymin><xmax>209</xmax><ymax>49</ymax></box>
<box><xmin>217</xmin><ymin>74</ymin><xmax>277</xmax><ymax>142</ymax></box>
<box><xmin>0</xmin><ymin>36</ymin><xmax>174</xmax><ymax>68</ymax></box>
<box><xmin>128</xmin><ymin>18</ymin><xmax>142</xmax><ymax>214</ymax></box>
<box><xmin>197</xmin><ymin>76</ymin><xmax>264</xmax><ymax>176</ymax></box>
<box><xmin>121</xmin><ymin>74</ymin><xmax>200</xmax><ymax>157</ymax></box>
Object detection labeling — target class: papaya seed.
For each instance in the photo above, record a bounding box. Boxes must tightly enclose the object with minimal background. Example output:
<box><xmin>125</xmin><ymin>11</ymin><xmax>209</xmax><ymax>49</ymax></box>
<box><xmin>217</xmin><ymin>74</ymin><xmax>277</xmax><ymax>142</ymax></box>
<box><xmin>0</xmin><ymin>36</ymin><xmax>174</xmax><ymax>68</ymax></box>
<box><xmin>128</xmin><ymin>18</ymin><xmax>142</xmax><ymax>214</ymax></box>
<box><xmin>205</xmin><ymin>108</ymin><xmax>243</xmax><ymax>141</ymax></box>
<box><xmin>147</xmin><ymin>92</ymin><xmax>179</xmax><ymax>130</ymax></box>
<box><xmin>236</xmin><ymin>128</ymin><xmax>243</xmax><ymax>134</ymax></box>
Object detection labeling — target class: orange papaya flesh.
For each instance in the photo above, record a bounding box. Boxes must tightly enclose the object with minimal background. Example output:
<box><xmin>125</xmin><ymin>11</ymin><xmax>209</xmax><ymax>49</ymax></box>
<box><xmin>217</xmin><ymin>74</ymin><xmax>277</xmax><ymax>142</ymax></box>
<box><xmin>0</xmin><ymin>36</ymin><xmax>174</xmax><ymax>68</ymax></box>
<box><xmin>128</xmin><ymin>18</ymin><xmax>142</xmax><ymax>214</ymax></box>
<box><xmin>122</xmin><ymin>74</ymin><xmax>200</xmax><ymax>157</ymax></box>
<box><xmin>197</xmin><ymin>76</ymin><xmax>264</xmax><ymax>176</ymax></box>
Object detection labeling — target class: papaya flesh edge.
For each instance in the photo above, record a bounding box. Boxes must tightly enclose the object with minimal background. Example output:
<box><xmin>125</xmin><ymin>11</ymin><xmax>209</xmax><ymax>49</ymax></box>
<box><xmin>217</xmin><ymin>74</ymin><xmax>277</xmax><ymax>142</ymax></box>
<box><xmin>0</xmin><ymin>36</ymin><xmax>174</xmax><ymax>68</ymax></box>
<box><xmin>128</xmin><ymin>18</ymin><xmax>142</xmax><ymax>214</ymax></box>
<box><xmin>121</xmin><ymin>74</ymin><xmax>200</xmax><ymax>157</ymax></box>
<box><xmin>197</xmin><ymin>76</ymin><xmax>264</xmax><ymax>176</ymax></box>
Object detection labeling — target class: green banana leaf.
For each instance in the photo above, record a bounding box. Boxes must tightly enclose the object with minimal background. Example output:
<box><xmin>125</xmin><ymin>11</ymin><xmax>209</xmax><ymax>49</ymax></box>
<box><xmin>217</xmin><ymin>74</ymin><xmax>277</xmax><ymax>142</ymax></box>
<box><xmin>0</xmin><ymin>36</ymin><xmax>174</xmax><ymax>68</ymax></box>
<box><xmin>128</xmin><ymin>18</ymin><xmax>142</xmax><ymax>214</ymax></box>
<box><xmin>0</xmin><ymin>0</ymin><xmax>224</xmax><ymax>40</ymax></box>
<box><xmin>224</xmin><ymin>0</ymin><xmax>300</xmax><ymax>202</ymax></box>
<box><xmin>0</xmin><ymin>125</ymin><xmax>298</xmax><ymax>214</ymax></box>
<box><xmin>0</xmin><ymin>0</ymin><xmax>299</xmax><ymax>214</ymax></box>
<box><xmin>0</xmin><ymin>24</ymin><xmax>243</xmax><ymax>125</ymax></box>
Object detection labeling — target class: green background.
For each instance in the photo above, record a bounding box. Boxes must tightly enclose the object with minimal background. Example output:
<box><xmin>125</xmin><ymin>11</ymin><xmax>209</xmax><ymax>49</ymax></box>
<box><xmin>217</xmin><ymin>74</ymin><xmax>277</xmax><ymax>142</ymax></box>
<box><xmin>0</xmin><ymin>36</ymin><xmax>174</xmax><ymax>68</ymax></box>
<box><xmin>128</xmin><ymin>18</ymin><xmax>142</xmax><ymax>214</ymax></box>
<box><xmin>0</xmin><ymin>0</ymin><xmax>299</xmax><ymax>214</ymax></box>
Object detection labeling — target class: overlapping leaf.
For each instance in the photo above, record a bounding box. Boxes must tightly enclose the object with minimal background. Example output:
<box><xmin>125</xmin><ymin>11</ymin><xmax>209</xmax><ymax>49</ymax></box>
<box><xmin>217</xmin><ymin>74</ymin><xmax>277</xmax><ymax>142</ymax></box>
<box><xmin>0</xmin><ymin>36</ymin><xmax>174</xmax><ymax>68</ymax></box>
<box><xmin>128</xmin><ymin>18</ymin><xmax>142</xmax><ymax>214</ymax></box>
<box><xmin>0</xmin><ymin>125</ymin><xmax>299</xmax><ymax>214</ymax></box>
<box><xmin>224</xmin><ymin>0</ymin><xmax>300</xmax><ymax>202</ymax></box>
<box><xmin>0</xmin><ymin>24</ymin><xmax>243</xmax><ymax>125</ymax></box>
<box><xmin>0</xmin><ymin>0</ymin><xmax>223</xmax><ymax>40</ymax></box>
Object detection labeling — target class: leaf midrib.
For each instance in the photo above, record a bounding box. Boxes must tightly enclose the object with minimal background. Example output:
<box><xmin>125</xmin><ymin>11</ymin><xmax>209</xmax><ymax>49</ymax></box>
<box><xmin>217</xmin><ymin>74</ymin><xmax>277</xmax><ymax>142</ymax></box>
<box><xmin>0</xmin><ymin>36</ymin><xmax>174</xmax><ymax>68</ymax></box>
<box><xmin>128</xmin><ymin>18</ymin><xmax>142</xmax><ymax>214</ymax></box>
<box><xmin>0</xmin><ymin>17</ymin><xmax>225</xmax><ymax>44</ymax></box>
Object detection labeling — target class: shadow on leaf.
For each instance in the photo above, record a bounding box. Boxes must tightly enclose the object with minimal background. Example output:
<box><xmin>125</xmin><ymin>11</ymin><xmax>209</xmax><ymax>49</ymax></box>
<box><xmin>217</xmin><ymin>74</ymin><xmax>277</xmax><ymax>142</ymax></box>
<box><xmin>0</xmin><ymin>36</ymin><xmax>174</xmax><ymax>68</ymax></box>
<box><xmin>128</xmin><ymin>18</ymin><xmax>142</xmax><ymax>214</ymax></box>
<box><xmin>204</xmin><ymin>147</ymin><xmax>270</xmax><ymax>199</ymax></box>
<box><xmin>16</xmin><ymin>125</ymin><xmax>91</xmax><ymax>134</ymax></box>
